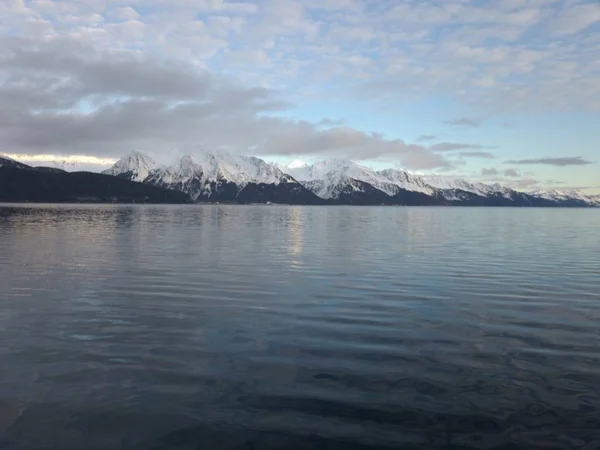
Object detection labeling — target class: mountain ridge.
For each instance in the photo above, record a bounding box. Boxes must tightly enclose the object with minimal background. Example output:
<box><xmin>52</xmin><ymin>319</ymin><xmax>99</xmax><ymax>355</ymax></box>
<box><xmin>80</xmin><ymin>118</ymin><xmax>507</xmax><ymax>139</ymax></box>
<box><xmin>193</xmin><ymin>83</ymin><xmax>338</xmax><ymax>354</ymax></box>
<box><xmin>103</xmin><ymin>151</ymin><xmax>322</xmax><ymax>204</ymax></box>
<box><xmin>0</xmin><ymin>163</ymin><xmax>190</xmax><ymax>204</ymax></box>
<box><xmin>100</xmin><ymin>150</ymin><xmax>598</xmax><ymax>207</ymax></box>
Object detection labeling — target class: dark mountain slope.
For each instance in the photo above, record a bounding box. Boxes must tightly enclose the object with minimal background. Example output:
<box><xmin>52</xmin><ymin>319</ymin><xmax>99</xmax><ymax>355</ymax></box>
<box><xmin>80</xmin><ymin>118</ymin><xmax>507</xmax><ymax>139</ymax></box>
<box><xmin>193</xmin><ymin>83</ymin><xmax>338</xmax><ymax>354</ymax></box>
<box><xmin>34</xmin><ymin>166</ymin><xmax>68</xmax><ymax>174</ymax></box>
<box><xmin>237</xmin><ymin>180</ymin><xmax>324</xmax><ymax>205</ymax></box>
<box><xmin>0</xmin><ymin>167</ymin><xmax>191</xmax><ymax>203</ymax></box>
<box><xmin>331</xmin><ymin>179</ymin><xmax>393</xmax><ymax>205</ymax></box>
<box><xmin>390</xmin><ymin>189</ymin><xmax>445</xmax><ymax>206</ymax></box>
<box><xmin>0</xmin><ymin>156</ymin><xmax>31</xmax><ymax>170</ymax></box>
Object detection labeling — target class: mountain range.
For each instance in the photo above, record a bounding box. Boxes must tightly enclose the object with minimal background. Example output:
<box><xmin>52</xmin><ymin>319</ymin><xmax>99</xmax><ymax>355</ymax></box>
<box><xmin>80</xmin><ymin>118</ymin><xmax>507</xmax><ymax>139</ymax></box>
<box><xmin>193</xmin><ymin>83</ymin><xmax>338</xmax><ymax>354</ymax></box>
<box><xmin>0</xmin><ymin>155</ymin><xmax>190</xmax><ymax>204</ymax></box>
<box><xmin>102</xmin><ymin>150</ymin><xmax>600</xmax><ymax>207</ymax></box>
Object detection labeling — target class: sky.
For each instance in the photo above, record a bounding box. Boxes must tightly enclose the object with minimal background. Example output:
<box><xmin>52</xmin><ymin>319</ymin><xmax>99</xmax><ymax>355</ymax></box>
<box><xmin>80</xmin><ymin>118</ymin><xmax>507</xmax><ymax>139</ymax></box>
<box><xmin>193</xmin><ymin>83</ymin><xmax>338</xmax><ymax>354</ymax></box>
<box><xmin>1</xmin><ymin>0</ymin><xmax>599</xmax><ymax>193</ymax></box>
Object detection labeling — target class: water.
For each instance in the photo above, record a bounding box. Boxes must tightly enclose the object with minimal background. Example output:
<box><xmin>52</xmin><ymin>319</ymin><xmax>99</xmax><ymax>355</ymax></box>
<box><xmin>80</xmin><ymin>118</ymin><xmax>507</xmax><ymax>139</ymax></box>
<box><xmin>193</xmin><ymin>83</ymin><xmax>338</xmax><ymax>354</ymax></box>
<box><xmin>1</xmin><ymin>204</ymin><xmax>599</xmax><ymax>450</ymax></box>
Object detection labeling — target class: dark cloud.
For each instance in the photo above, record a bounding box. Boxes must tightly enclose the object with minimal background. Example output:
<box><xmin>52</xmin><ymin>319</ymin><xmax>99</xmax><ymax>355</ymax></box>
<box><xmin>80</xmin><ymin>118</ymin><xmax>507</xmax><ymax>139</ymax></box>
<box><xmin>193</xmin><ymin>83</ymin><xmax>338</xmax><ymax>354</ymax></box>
<box><xmin>416</xmin><ymin>134</ymin><xmax>437</xmax><ymax>142</ymax></box>
<box><xmin>316</xmin><ymin>118</ymin><xmax>345</xmax><ymax>127</ymax></box>
<box><xmin>0</xmin><ymin>35</ymin><xmax>452</xmax><ymax>170</ymax></box>
<box><xmin>481</xmin><ymin>168</ymin><xmax>499</xmax><ymax>176</ymax></box>
<box><xmin>444</xmin><ymin>117</ymin><xmax>481</xmax><ymax>127</ymax></box>
<box><xmin>504</xmin><ymin>168</ymin><xmax>520</xmax><ymax>177</ymax></box>
<box><xmin>258</xmin><ymin>127</ymin><xmax>455</xmax><ymax>169</ymax></box>
<box><xmin>513</xmin><ymin>178</ymin><xmax>540</xmax><ymax>188</ymax></box>
<box><xmin>543</xmin><ymin>179</ymin><xmax>566</xmax><ymax>185</ymax></box>
<box><xmin>505</xmin><ymin>156</ymin><xmax>594</xmax><ymax>166</ymax></box>
<box><xmin>430</xmin><ymin>142</ymin><xmax>491</xmax><ymax>152</ymax></box>
<box><xmin>460</xmin><ymin>151</ymin><xmax>495</xmax><ymax>159</ymax></box>
<box><xmin>2</xmin><ymin>36</ymin><xmax>214</xmax><ymax>101</ymax></box>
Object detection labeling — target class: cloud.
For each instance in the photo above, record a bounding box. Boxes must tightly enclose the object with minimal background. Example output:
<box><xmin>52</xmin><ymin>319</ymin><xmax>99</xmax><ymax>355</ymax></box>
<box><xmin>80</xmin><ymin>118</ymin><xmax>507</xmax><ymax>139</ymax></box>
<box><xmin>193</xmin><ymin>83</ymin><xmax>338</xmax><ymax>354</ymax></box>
<box><xmin>551</xmin><ymin>3</ymin><xmax>600</xmax><ymax>36</ymax></box>
<box><xmin>108</xmin><ymin>6</ymin><xmax>139</xmax><ymax>21</ymax></box>
<box><xmin>460</xmin><ymin>151</ymin><xmax>495</xmax><ymax>159</ymax></box>
<box><xmin>481</xmin><ymin>168</ymin><xmax>499</xmax><ymax>176</ymax></box>
<box><xmin>505</xmin><ymin>156</ymin><xmax>594</xmax><ymax>166</ymax></box>
<box><xmin>0</xmin><ymin>35</ymin><xmax>451</xmax><ymax>171</ymax></box>
<box><xmin>2</xmin><ymin>0</ymin><xmax>600</xmax><ymax>116</ymax></box>
<box><xmin>3</xmin><ymin>153</ymin><xmax>116</xmax><ymax>171</ymax></box>
<box><xmin>430</xmin><ymin>142</ymin><xmax>491</xmax><ymax>152</ymax></box>
<box><xmin>444</xmin><ymin>117</ymin><xmax>481</xmax><ymax>128</ymax></box>
<box><xmin>416</xmin><ymin>134</ymin><xmax>437</xmax><ymax>142</ymax></box>
<box><xmin>1</xmin><ymin>0</ymin><xmax>598</xmax><ymax>187</ymax></box>
<box><xmin>258</xmin><ymin>126</ymin><xmax>454</xmax><ymax>169</ymax></box>
<box><xmin>317</xmin><ymin>118</ymin><xmax>345</xmax><ymax>127</ymax></box>
<box><xmin>512</xmin><ymin>178</ymin><xmax>540</xmax><ymax>188</ymax></box>
<box><xmin>504</xmin><ymin>168</ymin><xmax>520</xmax><ymax>177</ymax></box>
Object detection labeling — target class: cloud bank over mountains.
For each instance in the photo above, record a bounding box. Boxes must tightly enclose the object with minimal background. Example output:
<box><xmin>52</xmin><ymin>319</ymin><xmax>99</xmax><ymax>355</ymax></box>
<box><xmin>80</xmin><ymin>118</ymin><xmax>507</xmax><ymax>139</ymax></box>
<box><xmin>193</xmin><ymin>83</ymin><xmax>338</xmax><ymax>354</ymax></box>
<box><xmin>1</xmin><ymin>0</ymin><xmax>598</xmax><ymax>191</ymax></box>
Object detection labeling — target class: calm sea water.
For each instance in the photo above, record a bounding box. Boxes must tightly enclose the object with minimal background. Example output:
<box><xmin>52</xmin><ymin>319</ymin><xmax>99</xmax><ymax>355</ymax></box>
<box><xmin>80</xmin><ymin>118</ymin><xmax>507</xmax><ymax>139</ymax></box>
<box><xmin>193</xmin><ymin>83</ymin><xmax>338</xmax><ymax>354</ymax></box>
<box><xmin>1</xmin><ymin>204</ymin><xmax>599</xmax><ymax>450</ymax></box>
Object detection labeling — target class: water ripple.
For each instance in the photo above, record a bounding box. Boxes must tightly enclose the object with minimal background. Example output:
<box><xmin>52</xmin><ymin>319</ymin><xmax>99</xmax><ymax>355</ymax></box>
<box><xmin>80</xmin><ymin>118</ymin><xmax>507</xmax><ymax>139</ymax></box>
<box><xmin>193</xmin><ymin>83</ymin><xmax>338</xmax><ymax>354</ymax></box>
<box><xmin>1</xmin><ymin>204</ymin><xmax>600</xmax><ymax>449</ymax></box>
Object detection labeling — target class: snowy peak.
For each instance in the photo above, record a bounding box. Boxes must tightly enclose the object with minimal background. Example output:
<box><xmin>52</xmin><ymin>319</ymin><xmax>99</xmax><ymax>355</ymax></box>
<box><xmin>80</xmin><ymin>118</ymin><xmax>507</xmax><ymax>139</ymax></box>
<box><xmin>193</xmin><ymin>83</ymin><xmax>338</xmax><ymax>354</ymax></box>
<box><xmin>424</xmin><ymin>175</ymin><xmax>514</xmax><ymax>198</ymax></box>
<box><xmin>175</xmin><ymin>154</ymin><xmax>205</xmax><ymax>179</ymax></box>
<box><xmin>282</xmin><ymin>158</ymin><xmax>436</xmax><ymax>198</ymax></box>
<box><xmin>376</xmin><ymin>168</ymin><xmax>436</xmax><ymax>196</ymax></box>
<box><xmin>103</xmin><ymin>150</ymin><xmax>156</xmax><ymax>182</ymax></box>
<box><xmin>218</xmin><ymin>154</ymin><xmax>288</xmax><ymax>186</ymax></box>
<box><xmin>286</xmin><ymin>159</ymin><xmax>360</xmax><ymax>181</ymax></box>
<box><xmin>531</xmin><ymin>189</ymin><xmax>599</xmax><ymax>205</ymax></box>
<box><xmin>183</xmin><ymin>151</ymin><xmax>289</xmax><ymax>186</ymax></box>
<box><xmin>101</xmin><ymin>150</ymin><xmax>599</xmax><ymax>207</ymax></box>
<box><xmin>287</xmin><ymin>160</ymin><xmax>308</xmax><ymax>169</ymax></box>
<box><xmin>105</xmin><ymin>150</ymin><xmax>300</xmax><ymax>201</ymax></box>
<box><xmin>105</xmin><ymin>150</ymin><xmax>291</xmax><ymax>187</ymax></box>
<box><xmin>105</xmin><ymin>149</ymin><xmax>322</xmax><ymax>203</ymax></box>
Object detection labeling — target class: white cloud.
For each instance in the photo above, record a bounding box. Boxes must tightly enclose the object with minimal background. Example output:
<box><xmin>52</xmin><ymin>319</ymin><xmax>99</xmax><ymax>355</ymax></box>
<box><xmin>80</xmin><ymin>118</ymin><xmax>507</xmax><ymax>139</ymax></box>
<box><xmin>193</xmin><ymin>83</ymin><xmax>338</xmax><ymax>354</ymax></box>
<box><xmin>5</xmin><ymin>0</ymin><xmax>596</xmax><ymax>113</ymax></box>
<box><xmin>109</xmin><ymin>6</ymin><xmax>140</xmax><ymax>21</ymax></box>
<box><xmin>0</xmin><ymin>35</ymin><xmax>453</xmax><ymax>171</ymax></box>
<box><xmin>0</xmin><ymin>0</ymin><xmax>597</xmax><ymax>188</ymax></box>
<box><xmin>552</xmin><ymin>2</ymin><xmax>600</xmax><ymax>36</ymax></box>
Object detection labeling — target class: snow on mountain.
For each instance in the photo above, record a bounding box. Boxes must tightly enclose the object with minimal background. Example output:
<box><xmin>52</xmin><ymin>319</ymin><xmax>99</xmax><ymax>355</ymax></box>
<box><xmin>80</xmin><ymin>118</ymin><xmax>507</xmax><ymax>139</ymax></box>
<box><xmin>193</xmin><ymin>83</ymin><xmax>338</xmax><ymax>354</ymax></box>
<box><xmin>531</xmin><ymin>189</ymin><xmax>599</xmax><ymax>205</ymax></box>
<box><xmin>102</xmin><ymin>149</ymin><xmax>156</xmax><ymax>182</ymax></box>
<box><xmin>424</xmin><ymin>175</ymin><xmax>515</xmax><ymax>199</ymax></box>
<box><xmin>376</xmin><ymin>169</ymin><xmax>437</xmax><ymax>196</ymax></box>
<box><xmin>143</xmin><ymin>155</ymin><xmax>205</xmax><ymax>200</ymax></box>
<box><xmin>102</xmin><ymin>151</ymin><xmax>599</xmax><ymax>206</ymax></box>
<box><xmin>282</xmin><ymin>159</ymin><xmax>435</xmax><ymax>198</ymax></box>
<box><xmin>286</xmin><ymin>160</ymin><xmax>308</xmax><ymax>169</ymax></box>
<box><xmin>104</xmin><ymin>150</ymin><xmax>299</xmax><ymax>201</ymax></box>
<box><xmin>105</xmin><ymin>150</ymin><xmax>293</xmax><ymax>186</ymax></box>
<box><xmin>214</xmin><ymin>153</ymin><xmax>293</xmax><ymax>186</ymax></box>
<box><xmin>302</xmin><ymin>176</ymin><xmax>355</xmax><ymax>200</ymax></box>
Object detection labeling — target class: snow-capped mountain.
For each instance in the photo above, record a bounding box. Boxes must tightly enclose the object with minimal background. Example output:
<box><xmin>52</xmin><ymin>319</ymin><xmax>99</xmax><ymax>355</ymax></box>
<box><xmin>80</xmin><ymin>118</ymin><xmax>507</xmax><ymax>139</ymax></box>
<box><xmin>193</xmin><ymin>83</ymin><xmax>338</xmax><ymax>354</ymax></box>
<box><xmin>102</xmin><ymin>149</ymin><xmax>156</xmax><ymax>182</ymax></box>
<box><xmin>282</xmin><ymin>159</ymin><xmax>435</xmax><ymax>198</ymax></box>
<box><xmin>531</xmin><ymin>189</ymin><xmax>600</xmax><ymax>207</ymax></box>
<box><xmin>278</xmin><ymin>159</ymin><xmax>598</xmax><ymax>207</ymax></box>
<box><xmin>280</xmin><ymin>159</ymin><xmax>466</xmax><ymax>205</ymax></box>
<box><xmin>424</xmin><ymin>175</ymin><xmax>514</xmax><ymax>198</ymax></box>
<box><xmin>104</xmin><ymin>150</ymin><xmax>318</xmax><ymax>204</ymax></box>
<box><xmin>0</xmin><ymin>154</ymin><xmax>189</xmax><ymax>203</ymax></box>
<box><xmin>100</xmin><ymin>151</ymin><xmax>598</xmax><ymax>207</ymax></box>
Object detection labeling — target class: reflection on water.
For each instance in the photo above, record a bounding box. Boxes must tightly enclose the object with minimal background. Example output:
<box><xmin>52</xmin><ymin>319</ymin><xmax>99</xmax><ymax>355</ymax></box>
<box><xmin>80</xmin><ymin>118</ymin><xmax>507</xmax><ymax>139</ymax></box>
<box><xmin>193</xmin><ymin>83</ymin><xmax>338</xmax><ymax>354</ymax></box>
<box><xmin>1</xmin><ymin>204</ymin><xmax>600</xmax><ymax>449</ymax></box>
